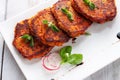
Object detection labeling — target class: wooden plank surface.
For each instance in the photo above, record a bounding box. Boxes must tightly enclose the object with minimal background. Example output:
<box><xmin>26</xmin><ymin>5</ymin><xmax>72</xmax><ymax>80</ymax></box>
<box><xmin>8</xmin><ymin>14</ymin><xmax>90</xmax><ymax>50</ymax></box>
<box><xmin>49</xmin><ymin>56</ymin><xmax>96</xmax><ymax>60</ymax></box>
<box><xmin>85</xmin><ymin>58</ymin><xmax>120</xmax><ymax>80</ymax></box>
<box><xmin>0</xmin><ymin>0</ymin><xmax>7</xmax><ymax>79</ymax></box>
<box><xmin>1</xmin><ymin>0</ymin><xmax>45</xmax><ymax>80</ymax></box>
<box><xmin>0</xmin><ymin>0</ymin><xmax>120</xmax><ymax>80</ymax></box>
<box><xmin>1</xmin><ymin>0</ymin><xmax>30</xmax><ymax>80</ymax></box>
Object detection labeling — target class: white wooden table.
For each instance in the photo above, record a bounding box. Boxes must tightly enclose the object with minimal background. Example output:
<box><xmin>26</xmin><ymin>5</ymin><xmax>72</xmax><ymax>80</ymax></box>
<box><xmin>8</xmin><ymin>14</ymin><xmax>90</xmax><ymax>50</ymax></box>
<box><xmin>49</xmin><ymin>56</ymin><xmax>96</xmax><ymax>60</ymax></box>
<box><xmin>0</xmin><ymin>0</ymin><xmax>120</xmax><ymax>80</ymax></box>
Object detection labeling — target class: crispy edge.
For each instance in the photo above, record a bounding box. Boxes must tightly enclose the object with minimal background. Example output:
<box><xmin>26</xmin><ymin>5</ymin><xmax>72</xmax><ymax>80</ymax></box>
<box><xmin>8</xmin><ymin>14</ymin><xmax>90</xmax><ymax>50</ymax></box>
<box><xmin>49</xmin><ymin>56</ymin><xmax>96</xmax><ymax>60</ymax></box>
<box><xmin>51</xmin><ymin>0</ymin><xmax>92</xmax><ymax>37</ymax></box>
<box><xmin>72</xmin><ymin>0</ymin><xmax>117</xmax><ymax>23</ymax></box>
<box><xmin>30</xmin><ymin>8</ymin><xmax>70</xmax><ymax>46</ymax></box>
<box><xmin>13</xmin><ymin>20</ymin><xmax>53</xmax><ymax>60</ymax></box>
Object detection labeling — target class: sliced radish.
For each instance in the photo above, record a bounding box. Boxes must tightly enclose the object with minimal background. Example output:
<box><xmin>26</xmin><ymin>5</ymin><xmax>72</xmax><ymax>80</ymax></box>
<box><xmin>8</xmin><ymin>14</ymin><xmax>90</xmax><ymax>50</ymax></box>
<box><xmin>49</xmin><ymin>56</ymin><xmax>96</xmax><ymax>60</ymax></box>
<box><xmin>42</xmin><ymin>52</ymin><xmax>61</xmax><ymax>71</ymax></box>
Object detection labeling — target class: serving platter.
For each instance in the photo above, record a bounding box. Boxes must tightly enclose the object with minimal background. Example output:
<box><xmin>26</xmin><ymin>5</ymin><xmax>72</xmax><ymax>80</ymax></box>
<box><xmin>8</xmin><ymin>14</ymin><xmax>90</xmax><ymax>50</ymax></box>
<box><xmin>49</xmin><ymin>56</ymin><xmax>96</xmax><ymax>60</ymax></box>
<box><xmin>0</xmin><ymin>0</ymin><xmax>120</xmax><ymax>80</ymax></box>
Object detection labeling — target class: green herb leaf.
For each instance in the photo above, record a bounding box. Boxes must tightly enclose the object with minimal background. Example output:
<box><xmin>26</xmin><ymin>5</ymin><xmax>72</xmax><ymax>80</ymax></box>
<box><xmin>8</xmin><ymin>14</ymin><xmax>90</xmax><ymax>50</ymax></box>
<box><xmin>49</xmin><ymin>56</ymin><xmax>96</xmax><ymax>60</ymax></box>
<box><xmin>89</xmin><ymin>2</ymin><xmax>95</xmax><ymax>10</ymax></box>
<box><xmin>67</xmin><ymin>54</ymin><xmax>83</xmax><ymax>65</ymax></box>
<box><xmin>42</xmin><ymin>20</ymin><xmax>60</xmax><ymax>32</ymax></box>
<box><xmin>60</xmin><ymin>46</ymin><xmax>72</xmax><ymax>58</ymax></box>
<box><xmin>42</xmin><ymin>20</ymin><xmax>48</xmax><ymax>24</ymax></box>
<box><xmin>61</xmin><ymin>8</ymin><xmax>74</xmax><ymax>21</ymax></box>
<box><xmin>60</xmin><ymin>46</ymin><xmax>72</xmax><ymax>63</ymax></box>
<box><xmin>49</xmin><ymin>24</ymin><xmax>60</xmax><ymax>32</ymax></box>
<box><xmin>29</xmin><ymin>37</ymin><xmax>34</xmax><ymax>47</ymax></box>
<box><xmin>59</xmin><ymin>46</ymin><xmax>83</xmax><ymax>65</ymax></box>
<box><xmin>84</xmin><ymin>32</ymin><xmax>91</xmax><ymax>36</ymax></box>
<box><xmin>21</xmin><ymin>34</ymin><xmax>31</xmax><ymax>40</ymax></box>
<box><xmin>21</xmin><ymin>34</ymin><xmax>34</xmax><ymax>47</ymax></box>
<box><xmin>83</xmin><ymin>0</ymin><xmax>95</xmax><ymax>10</ymax></box>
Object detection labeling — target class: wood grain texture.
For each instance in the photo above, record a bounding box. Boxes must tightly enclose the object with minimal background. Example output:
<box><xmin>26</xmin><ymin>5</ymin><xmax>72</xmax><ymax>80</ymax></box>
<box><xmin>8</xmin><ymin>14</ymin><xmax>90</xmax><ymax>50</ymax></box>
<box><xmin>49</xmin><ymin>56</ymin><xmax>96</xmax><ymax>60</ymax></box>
<box><xmin>0</xmin><ymin>0</ymin><xmax>7</xmax><ymax>79</ymax></box>
<box><xmin>1</xmin><ymin>0</ymin><xmax>45</xmax><ymax>80</ymax></box>
<box><xmin>1</xmin><ymin>0</ymin><xmax>29</xmax><ymax>80</ymax></box>
<box><xmin>85</xmin><ymin>58</ymin><xmax>120</xmax><ymax>80</ymax></box>
<box><xmin>2</xmin><ymin>45</ymin><xmax>26</xmax><ymax>80</ymax></box>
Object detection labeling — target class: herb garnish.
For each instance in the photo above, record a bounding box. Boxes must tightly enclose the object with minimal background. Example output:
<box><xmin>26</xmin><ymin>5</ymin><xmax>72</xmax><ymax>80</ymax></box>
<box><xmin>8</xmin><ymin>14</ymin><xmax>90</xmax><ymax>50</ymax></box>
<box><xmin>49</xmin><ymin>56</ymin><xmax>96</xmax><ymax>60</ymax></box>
<box><xmin>60</xmin><ymin>46</ymin><xmax>83</xmax><ymax>65</ymax></box>
<box><xmin>61</xmin><ymin>8</ymin><xmax>74</xmax><ymax>21</ymax></box>
<box><xmin>84</xmin><ymin>32</ymin><xmax>91</xmax><ymax>36</ymax></box>
<box><xmin>42</xmin><ymin>20</ymin><xmax>60</xmax><ymax>32</ymax></box>
<box><xmin>83</xmin><ymin>0</ymin><xmax>95</xmax><ymax>10</ymax></box>
<box><xmin>21</xmin><ymin>34</ymin><xmax>34</xmax><ymax>47</ymax></box>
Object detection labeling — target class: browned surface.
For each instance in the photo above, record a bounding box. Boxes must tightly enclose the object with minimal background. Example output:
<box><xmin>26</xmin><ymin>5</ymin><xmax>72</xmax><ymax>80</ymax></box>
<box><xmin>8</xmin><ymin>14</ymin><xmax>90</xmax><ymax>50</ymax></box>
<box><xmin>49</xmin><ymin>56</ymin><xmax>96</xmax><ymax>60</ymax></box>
<box><xmin>13</xmin><ymin>20</ymin><xmax>53</xmax><ymax>60</ymax></box>
<box><xmin>52</xmin><ymin>0</ymin><xmax>92</xmax><ymax>38</ymax></box>
<box><xmin>72</xmin><ymin>0</ymin><xmax>117</xmax><ymax>23</ymax></box>
<box><xmin>30</xmin><ymin>8</ymin><xmax>69</xmax><ymax>46</ymax></box>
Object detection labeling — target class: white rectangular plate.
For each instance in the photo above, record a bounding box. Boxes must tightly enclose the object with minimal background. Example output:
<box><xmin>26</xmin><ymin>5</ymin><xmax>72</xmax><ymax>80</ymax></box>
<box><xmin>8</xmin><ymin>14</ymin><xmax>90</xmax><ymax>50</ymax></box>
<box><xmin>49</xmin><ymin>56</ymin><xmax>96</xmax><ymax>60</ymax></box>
<box><xmin>0</xmin><ymin>0</ymin><xmax>120</xmax><ymax>80</ymax></box>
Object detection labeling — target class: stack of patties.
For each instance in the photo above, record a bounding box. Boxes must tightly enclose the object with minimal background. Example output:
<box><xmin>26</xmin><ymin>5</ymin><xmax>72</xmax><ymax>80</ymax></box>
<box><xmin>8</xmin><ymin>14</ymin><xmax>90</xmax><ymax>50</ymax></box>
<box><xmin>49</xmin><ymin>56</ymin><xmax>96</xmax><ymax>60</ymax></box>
<box><xmin>13</xmin><ymin>0</ymin><xmax>117</xmax><ymax>60</ymax></box>
<box><xmin>29</xmin><ymin>8</ymin><xmax>69</xmax><ymax>46</ymax></box>
<box><xmin>52</xmin><ymin>0</ymin><xmax>92</xmax><ymax>38</ymax></box>
<box><xmin>13</xmin><ymin>8</ymin><xmax>70</xmax><ymax>60</ymax></box>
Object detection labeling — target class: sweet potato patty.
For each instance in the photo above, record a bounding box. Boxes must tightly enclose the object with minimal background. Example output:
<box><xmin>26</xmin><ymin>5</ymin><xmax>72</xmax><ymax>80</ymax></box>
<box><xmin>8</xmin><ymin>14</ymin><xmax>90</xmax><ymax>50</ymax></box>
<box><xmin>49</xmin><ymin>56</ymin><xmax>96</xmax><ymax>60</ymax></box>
<box><xmin>13</xmin><ymin>20</ymin><xmax>53</xmax><ymax>60</ymax></box>
<box><xmin>72</xmin><ymin>0</ymin><xmax>117</xmax><ymax>23</ymax></box>
<box><xmin>30</xmin><ymin>8</ymin><xmax>69</xmax><ymax>46</ymax></box>
<box><xmin>52</xmin><ymin>0</ymin><xmax>92</xmax><ymax>38</ymax></box>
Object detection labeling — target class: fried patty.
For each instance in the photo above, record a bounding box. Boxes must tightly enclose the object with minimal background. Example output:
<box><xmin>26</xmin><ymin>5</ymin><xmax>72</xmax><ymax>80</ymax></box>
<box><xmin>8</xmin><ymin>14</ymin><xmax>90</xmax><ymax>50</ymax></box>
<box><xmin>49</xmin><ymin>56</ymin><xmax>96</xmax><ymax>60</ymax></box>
<box><xmin>30</xmin><ymin>8</ymin><xmax>69</xmax><ymax>46</ymax></box>
<box><xmin>51</xmin><ymin>0</ymin><xmax>92</xmax><ymax>38</ymax></box>
<box><xmin>72</xmin><ymin>0</ymin><xmax>117</xmax><ymax>23</ymax></box>
<box><xmin>13</xmin><ymin>20</ymin><xmax>53</xmax><ymax>60</ymax></box>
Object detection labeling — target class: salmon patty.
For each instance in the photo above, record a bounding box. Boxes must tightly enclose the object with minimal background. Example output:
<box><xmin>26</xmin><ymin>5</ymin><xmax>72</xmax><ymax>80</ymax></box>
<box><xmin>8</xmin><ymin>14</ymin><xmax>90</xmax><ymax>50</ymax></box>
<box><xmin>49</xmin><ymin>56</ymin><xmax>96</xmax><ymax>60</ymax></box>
<box><xmin>52</xmin><ymin>0</ymin><xmax>92</xmax><ymax>38</ymax></box>
<box><xmin>72</xmin><ymin>0</ymin><xmax>117</xmax><ymax>23</ymax></box>
<box><xmin>13</xmin><ymin>20</ymin><xmax>53</xmax><ymax>60</ymax></box>
<box><xmin>30</xmin><ymin>8</ymin><xmax>69</xmax><ymax>46</ymax></box>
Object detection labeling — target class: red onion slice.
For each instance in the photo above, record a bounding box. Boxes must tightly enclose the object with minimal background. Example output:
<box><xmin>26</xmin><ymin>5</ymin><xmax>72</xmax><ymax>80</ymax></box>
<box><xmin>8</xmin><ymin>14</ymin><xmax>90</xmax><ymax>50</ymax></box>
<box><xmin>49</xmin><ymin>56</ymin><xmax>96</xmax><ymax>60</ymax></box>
<box><xmin>42</xmin><ymin>52</ymin><xmax>61</xmax><ymax>71</ymax></box>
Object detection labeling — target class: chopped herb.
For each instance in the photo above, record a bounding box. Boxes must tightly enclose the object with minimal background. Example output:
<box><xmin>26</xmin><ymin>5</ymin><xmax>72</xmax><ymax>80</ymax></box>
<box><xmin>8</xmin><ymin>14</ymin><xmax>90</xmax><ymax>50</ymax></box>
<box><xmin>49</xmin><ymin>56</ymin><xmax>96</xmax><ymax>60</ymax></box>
<box><xmin>84</xmin><ymin>32</ymin><xmax>91</xmax><ymax>35</ymax></box>
<box><xmin>61</xmin><ymin>8</ymin><xmax>74</xmax><ymax>21</ymax></box>
<box><xmin>42</xmin><ymin>20</ymin><xmax>60</xmax><ymax>32</ymax></box>
<box><xmin>83</xmin><ymin>0</ymin><xmax>95</xmax><ymax>10</ymax></box>
<box><xmin>21</xmin><ymin>34</ymin><xmax>34</xmax><ymax>47</ymax></box>
<box><xmin>59</xmin><ymin>46</ymin><xmax>83</xmax><ymax>65</ymax></box>
<box><xmin>42</xmin><ymin>20</ymin><xmax>48</xmax><ymax>24</ymax></box>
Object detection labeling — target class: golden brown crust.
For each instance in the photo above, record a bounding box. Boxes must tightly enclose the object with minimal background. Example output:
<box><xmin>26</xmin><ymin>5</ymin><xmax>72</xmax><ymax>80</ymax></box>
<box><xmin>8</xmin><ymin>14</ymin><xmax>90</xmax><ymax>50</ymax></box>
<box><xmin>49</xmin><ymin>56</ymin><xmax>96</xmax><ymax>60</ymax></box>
<box><xmin>30</xmin><ymin>8</ymin><xmax>69</xmax><ymax>46</ymax></box>
<box><xmin>13</xmin><ymin>20</ymin><xmax>53</xmax><ymax>60</ymax></box>
<box><xmin>51</xmin><ymin>0</ymin><xmax>92</xmax><ymax>38</ymax></box>
<box><xmin>72</xmin><ymin>0</ymin><xmax>117</xmax><ymax>23</ymax></box>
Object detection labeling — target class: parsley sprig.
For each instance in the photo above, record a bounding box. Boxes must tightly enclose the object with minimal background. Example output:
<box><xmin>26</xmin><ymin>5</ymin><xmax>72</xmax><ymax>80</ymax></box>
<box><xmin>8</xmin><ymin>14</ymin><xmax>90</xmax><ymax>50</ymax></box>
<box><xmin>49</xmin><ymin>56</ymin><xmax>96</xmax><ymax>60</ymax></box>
<box><xmin>42</xmin><ymin>20</ymin><xmax>60</xmax><ymax>32</ymax></box>
<box><xmin>83</xmin><ymin>0</ymin><xmax>95</xmax><ymax>10</ymax></box>
<box><xmin>61</xmin><ymin>8</ymin><xmax>74</xmax><ymax>21</ymax></box>
<box><xmin>60</xmin><ymin>46</ymin><xmax>83</xmax><ymax>65</ymax></box>
<box><xmin>21</xmin><ymin>34</ymin><xmax>34</xmax><ymax>47</ymax></box>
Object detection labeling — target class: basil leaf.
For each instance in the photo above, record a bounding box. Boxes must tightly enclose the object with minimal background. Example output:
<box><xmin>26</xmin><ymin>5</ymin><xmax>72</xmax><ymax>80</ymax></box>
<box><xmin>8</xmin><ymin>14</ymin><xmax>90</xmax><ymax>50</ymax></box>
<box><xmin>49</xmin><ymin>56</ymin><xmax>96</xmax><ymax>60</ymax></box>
<box><xmin>65</xmin><ymin>46</ymin><xmax>72</xmax><ymax>54</ymax></box>
<box><xmin>21</xmin><ymin>34</ymin><xmax>34</xmax><ymax>47</ymax></box>
<box><xmin>67</xmin><ymin>54</ymin><xmax>83</xmax><ymax>65</ymax></box>
<box><xmin>42</xmin><ymin>20</ymin><xmax>60</xmax><ymax>32</ymax></box>
<box><xmin>61</xmin><ymin>8</ymin><xmax>74</xmax><ymax>21</ymax></box>
<box><xmin>60</xmin><ymin>46</ymin><xmax>72</xmax><ymax>58</ymax></box>
<box><xmin>59</xmin><ymin>46</ymin><xmax>83</xmax><ymax>65</ymax></box>
<box><xmin>83</xmin><ymin>0</ymin><xmax>95</xmax><ymax>10</ymax></box>
<box><xmin>60</xmin><ymin>46</ymin><xmax>72</xmax><ymax>63</ymax></box>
